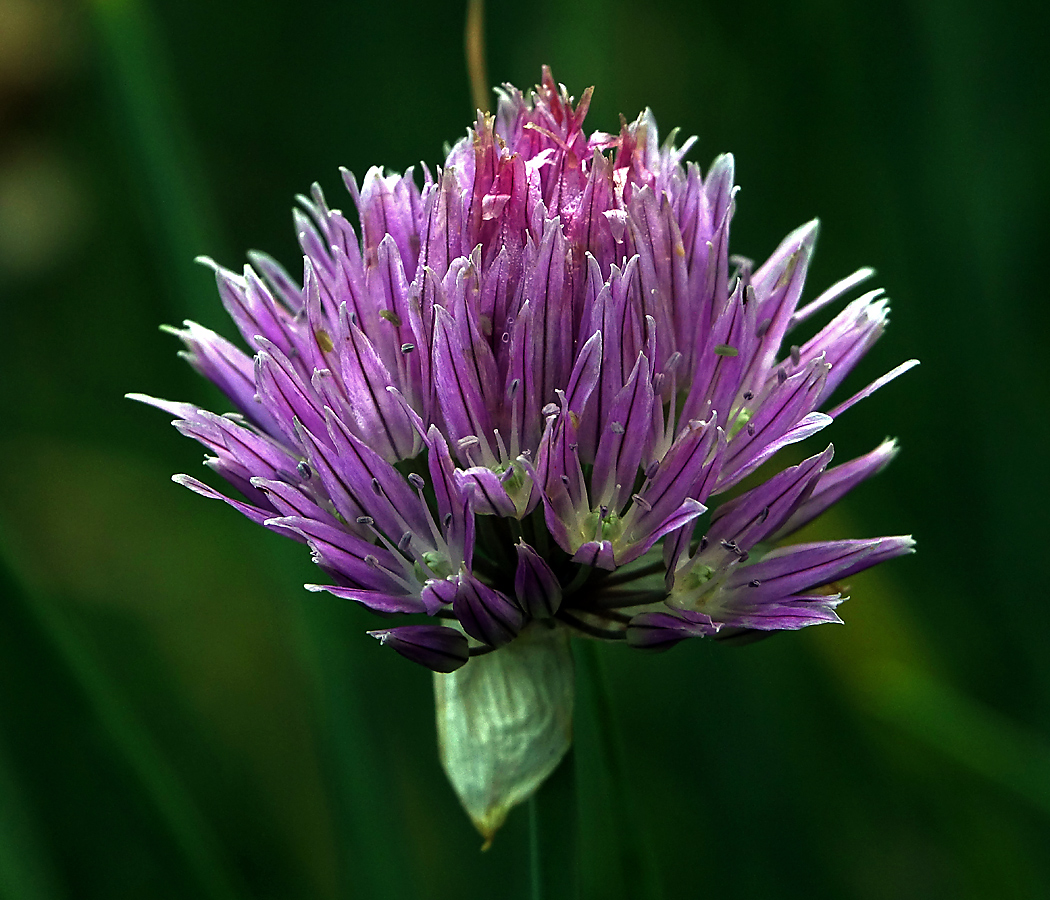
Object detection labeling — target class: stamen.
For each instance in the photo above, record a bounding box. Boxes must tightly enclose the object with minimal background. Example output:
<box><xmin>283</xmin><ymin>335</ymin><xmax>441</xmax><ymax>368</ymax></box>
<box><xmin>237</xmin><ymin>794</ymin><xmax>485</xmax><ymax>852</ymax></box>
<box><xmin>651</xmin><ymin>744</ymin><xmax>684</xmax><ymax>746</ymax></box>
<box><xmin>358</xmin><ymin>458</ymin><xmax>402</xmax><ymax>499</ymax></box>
<box><xmin>296</xmin><ymin>461</ymin><xmax>312</xmax><ymax>479</ymax></box>
<box><xmin>356</xmin><ymin>515</ymin><xmax>375</xmax><ymax>526</ymax></box>
<box><xmin>721</xmin><ymin>540</ymin><xmax>750</xmax><ymax>561</ymax></box>
<box><xmin>408</xmin><ymin>473</ymin><xmax>426</xmax><ymax>491</ymax></box>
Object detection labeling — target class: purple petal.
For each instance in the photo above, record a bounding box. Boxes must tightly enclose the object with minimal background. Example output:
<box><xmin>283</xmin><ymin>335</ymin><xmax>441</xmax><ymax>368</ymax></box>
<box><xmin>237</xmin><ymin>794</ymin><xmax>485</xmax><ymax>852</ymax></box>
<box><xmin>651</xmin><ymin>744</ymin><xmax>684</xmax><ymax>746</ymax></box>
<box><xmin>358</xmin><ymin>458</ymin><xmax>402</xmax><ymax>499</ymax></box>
<box><xmin>432</xmin><ymin>304</ymin><xmax>497</xmax><ymax>458</ymax></box>
<box><xmin>789</xmin><ymin>266</ymin><xmax>876</xmax><ymax>329</ymax></box>
<box><xmin>707</xmin><ymin>445</ymin><xmax>835</xmax><ymax>552</ymax></box>
<box><xmin>305</xmin><ymin>583</ymin><xmax>426</xmax><ymax>615</ymax></box>
<box><xmin>164</xmin><ymin>320</ymin><xmax>283</xmax><ymax>438</ymax></box>
<box><xmin>452</xmin><ymin>573</ymin><xmax>525</xmax><ymax>648</ymax></box>
<box><xmin>718</xmin><ymin>359</ymin><xmax>830</xmax><ymax>490</ymax></box>
<box><xmin>591</xmin><ymin>351</ymin><xmax>655</xmax><ymax>511</ymax></box>
<box><xmin>254</xmin><ymin>340</ymin><xmax>329</xmax><ymax>447</ymax></box>
<box><xmin>627</xmin><ymin>610</ymin><xmax>720</xmax><ymax>650</ymax></box>
<box><xmin>514</xmin><ymin>542</ymin><xmax>563</xmax><ymax>618</ymax></box>
<box><xmin>774</xmin><ymin>438</ymin><xmax>899</xmax><ymax>538</ymax></box>
<box><xmin>728</xmin><ymin>536</ymin><xmax>916</xmax><ymax>601</ymax></box>
<box><xmin>426</xmin><ymin>426</ymin><xmax>475</xmax><ymax>569</ymax></box>
<box><xmin>199</xmin><ymin>257</ymin><xmax>297</xmax><ymax>356</ymax></box>
<box><xmin>171</xmin><ymin>474</ymin><xmax>273</xmax><ymax>528</ymax></box>
<box><xmin>571</xmin><ymin>539</ymin><xmax>617</xmax><ymax>570</ymax></box>
<box><xmin>368</xmin><ymin>625</ymin><xmax>469</xmax><ymax>673</ymax></box>
<box><xmin>826</xmin><ymin>359</ymin><xmax>920</xmax><ymax>419</ymax></box>
<box><xmin>275</xmin><ymin>516</ymin><xmax>413</xmax><ymax>594</ymax></box>
<box><xmin>337</xmin><ymin>305</ymin><xmax>420</xmax><ymax>461</ymax></box>
<box><xmin>456</xmin><ymin>465</ymin><xmax>518</xmax><ymax>518</ymax></box>
<box><xmin>628</xmin><ymin>416</ymin><xmax>723</xmax><ymax>535</ymax></box>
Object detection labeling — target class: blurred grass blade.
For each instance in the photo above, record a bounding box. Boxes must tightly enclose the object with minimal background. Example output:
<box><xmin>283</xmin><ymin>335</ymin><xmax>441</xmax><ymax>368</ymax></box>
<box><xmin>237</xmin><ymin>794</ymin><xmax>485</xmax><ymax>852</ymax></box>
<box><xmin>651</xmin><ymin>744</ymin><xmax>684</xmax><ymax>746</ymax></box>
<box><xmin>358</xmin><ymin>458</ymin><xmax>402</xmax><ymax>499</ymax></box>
<box><xmin>88</xmin><ymin>0</ymin><xmax>227</xmax><ymax>326</ymax></box>
<box><xmin>296</xmin><ymin>608</ymin><xmax>414</xmax><ymax>899</ymax></box>
<box><xmin>860</xmin><ymin>660</ymin><xmax>1050</xmax><ymax>816</ymax></box>
<box><xmin>0</xmin><ymin>736</ymin><xmax>62</xmax><ymax>900</ymax></box>
<box><xmin>0</xmin><ymin>544</ymin><xmax>250</xmax><ymax>900</ymax></box>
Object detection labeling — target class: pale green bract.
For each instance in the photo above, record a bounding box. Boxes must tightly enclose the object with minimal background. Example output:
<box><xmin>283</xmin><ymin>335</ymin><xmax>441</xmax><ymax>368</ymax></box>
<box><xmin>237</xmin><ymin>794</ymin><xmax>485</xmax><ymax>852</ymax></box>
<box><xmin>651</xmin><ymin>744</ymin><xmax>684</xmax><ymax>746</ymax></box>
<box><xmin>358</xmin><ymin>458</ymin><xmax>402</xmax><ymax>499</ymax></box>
<box><xmin>434</xmin><ymin>622</ymin><xmax>574</xmax><ymax>846</ymax></box>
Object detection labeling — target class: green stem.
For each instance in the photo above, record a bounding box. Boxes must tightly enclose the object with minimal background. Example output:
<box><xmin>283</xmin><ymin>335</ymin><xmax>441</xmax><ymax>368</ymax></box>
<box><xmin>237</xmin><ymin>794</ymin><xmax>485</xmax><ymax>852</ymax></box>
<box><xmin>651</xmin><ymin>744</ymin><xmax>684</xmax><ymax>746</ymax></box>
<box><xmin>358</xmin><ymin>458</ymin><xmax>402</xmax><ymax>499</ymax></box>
<box><xmin>577</xmin><ymin>642</ymin><xmax>663</xmax><ymax>900</ymax></box>
<box><xmin>527</xmin><ymin>751</ymin><xmax>579</xmax><ymax>900</ymax></box>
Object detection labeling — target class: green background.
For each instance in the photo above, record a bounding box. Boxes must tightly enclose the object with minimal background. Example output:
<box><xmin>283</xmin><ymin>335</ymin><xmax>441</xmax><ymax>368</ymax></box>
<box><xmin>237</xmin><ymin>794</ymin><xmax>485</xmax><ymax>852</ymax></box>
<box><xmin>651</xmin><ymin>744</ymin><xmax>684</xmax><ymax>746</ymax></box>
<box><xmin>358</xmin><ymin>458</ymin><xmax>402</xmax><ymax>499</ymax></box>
<box><xmin>1</xmin><ymin>0</ymin><xmax>1048</xmax><ymax>896</ymax></box>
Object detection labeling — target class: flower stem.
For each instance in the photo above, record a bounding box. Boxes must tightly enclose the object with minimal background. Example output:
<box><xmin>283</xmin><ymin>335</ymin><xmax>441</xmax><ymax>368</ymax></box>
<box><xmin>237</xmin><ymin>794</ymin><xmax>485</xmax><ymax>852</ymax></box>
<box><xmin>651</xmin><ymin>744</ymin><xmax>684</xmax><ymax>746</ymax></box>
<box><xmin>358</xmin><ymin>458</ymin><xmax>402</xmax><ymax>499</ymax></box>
<box><xmin>577</xmin><ymin>642</ymin><xmax>663</xmax><ymax>900</ymax></box>
<box><xmin>527</xmin><ymin>751</ymin><xmax>579</xmax><ymax>900</ymax></box>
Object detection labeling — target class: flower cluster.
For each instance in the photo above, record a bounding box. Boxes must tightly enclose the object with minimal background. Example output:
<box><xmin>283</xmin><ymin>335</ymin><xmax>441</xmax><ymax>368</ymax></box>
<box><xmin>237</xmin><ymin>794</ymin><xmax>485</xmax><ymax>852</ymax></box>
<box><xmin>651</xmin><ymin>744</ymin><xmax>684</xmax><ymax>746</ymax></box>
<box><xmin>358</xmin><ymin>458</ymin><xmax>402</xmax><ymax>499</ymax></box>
<box><xmin>133</xmin><ymin>69</ymin><xmax>915</xmax><ymax>673</ymax></box>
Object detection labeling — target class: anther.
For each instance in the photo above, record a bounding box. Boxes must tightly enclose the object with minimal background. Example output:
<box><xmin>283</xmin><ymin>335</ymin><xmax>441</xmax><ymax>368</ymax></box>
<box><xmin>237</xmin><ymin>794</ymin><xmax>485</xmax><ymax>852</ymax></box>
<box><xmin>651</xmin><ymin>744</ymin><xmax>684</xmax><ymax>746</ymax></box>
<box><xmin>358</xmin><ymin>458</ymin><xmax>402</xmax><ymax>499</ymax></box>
<box><xmin>743</xmin><ymin>390</ymin><xmax>754</xmax><ymax>401</ymax></box>
<box><xmin>747</xmin><ymin>422</ymin><xmax>756</xmax><ymax>436</ymax></box>
<box><xmin>758</xmin><ymin>506</ymin><xmax>770</xmax><ymax>523</ymax></box>
<box><xmin>371</xmin><ymin>477</ymin><xmax>382</xmax><ymax>494</ymax></box>
<box><xmin>610</xmin><ymin>421</ymin><xmax>625</xmax><ymax>434</ymax></box>
<box><xmin>408</xmin><ymin>473</ymin><xmax>426</xmax><ymax>491</ymax></box>
<box><xmin>631</xmin><ymin>494</ymin><xmax>652</xmax><ymax>511</ymax></box>
<box><xmin>777</xmin><ymin>367</ymin><xmax>787</xmax><ymax>385</ymax></box>
<box><xmin>296</xmin><ymin>461</ymin><xmax>312</xmax><ymax>479</ymax></box>
<box><xmin>364</xmin><ymin>554</ymin><xmax>379</xmax><ymax>567</ymax></box>
<box><xmin>749</xmin><ymin>579</ymin><xmax>761</xmax><ymax>587</ymax></box>
<box><xmin>356</xmin><ymin>516</ymin><xmax>374</xmax><ymax>526</ymax></box>
<box><xmin>542</xmin><ymin>402</ymin><xmax>559</xmax><ymax>416</ymax></box>
<box><xmin>721</xmin><ymin>540</ymin><xmax>750</xmax><ymax>561</ymax></box>
<box><xmin>790</xmin><ymin>345</ymin><xmax>801</xmax><ymax>366</ymax></box>
<box><xmin>401</xmin><ymin>343</ymin><xmax>415</xmax><ymax>354</ymax></box>
<box><xmin>398</xmin><ymin>532</ymin><xmax>413</xmax><ymax>552</ymax></box>
<box><xmin>443</xmin><ymin>513</ymin><xmax>453</xmax><ymax>529</ymax></box>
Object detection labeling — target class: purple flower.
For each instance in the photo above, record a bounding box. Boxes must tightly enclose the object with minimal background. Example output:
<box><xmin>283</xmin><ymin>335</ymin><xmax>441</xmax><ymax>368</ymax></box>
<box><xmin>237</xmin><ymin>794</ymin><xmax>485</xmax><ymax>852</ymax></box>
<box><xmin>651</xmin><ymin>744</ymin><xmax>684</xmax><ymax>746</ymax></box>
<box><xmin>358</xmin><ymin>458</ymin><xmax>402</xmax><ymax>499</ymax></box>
<box><xmin>131</xmin><ymin>68</ymin><xmax>916</xmax><ymax>673</ymax></box>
